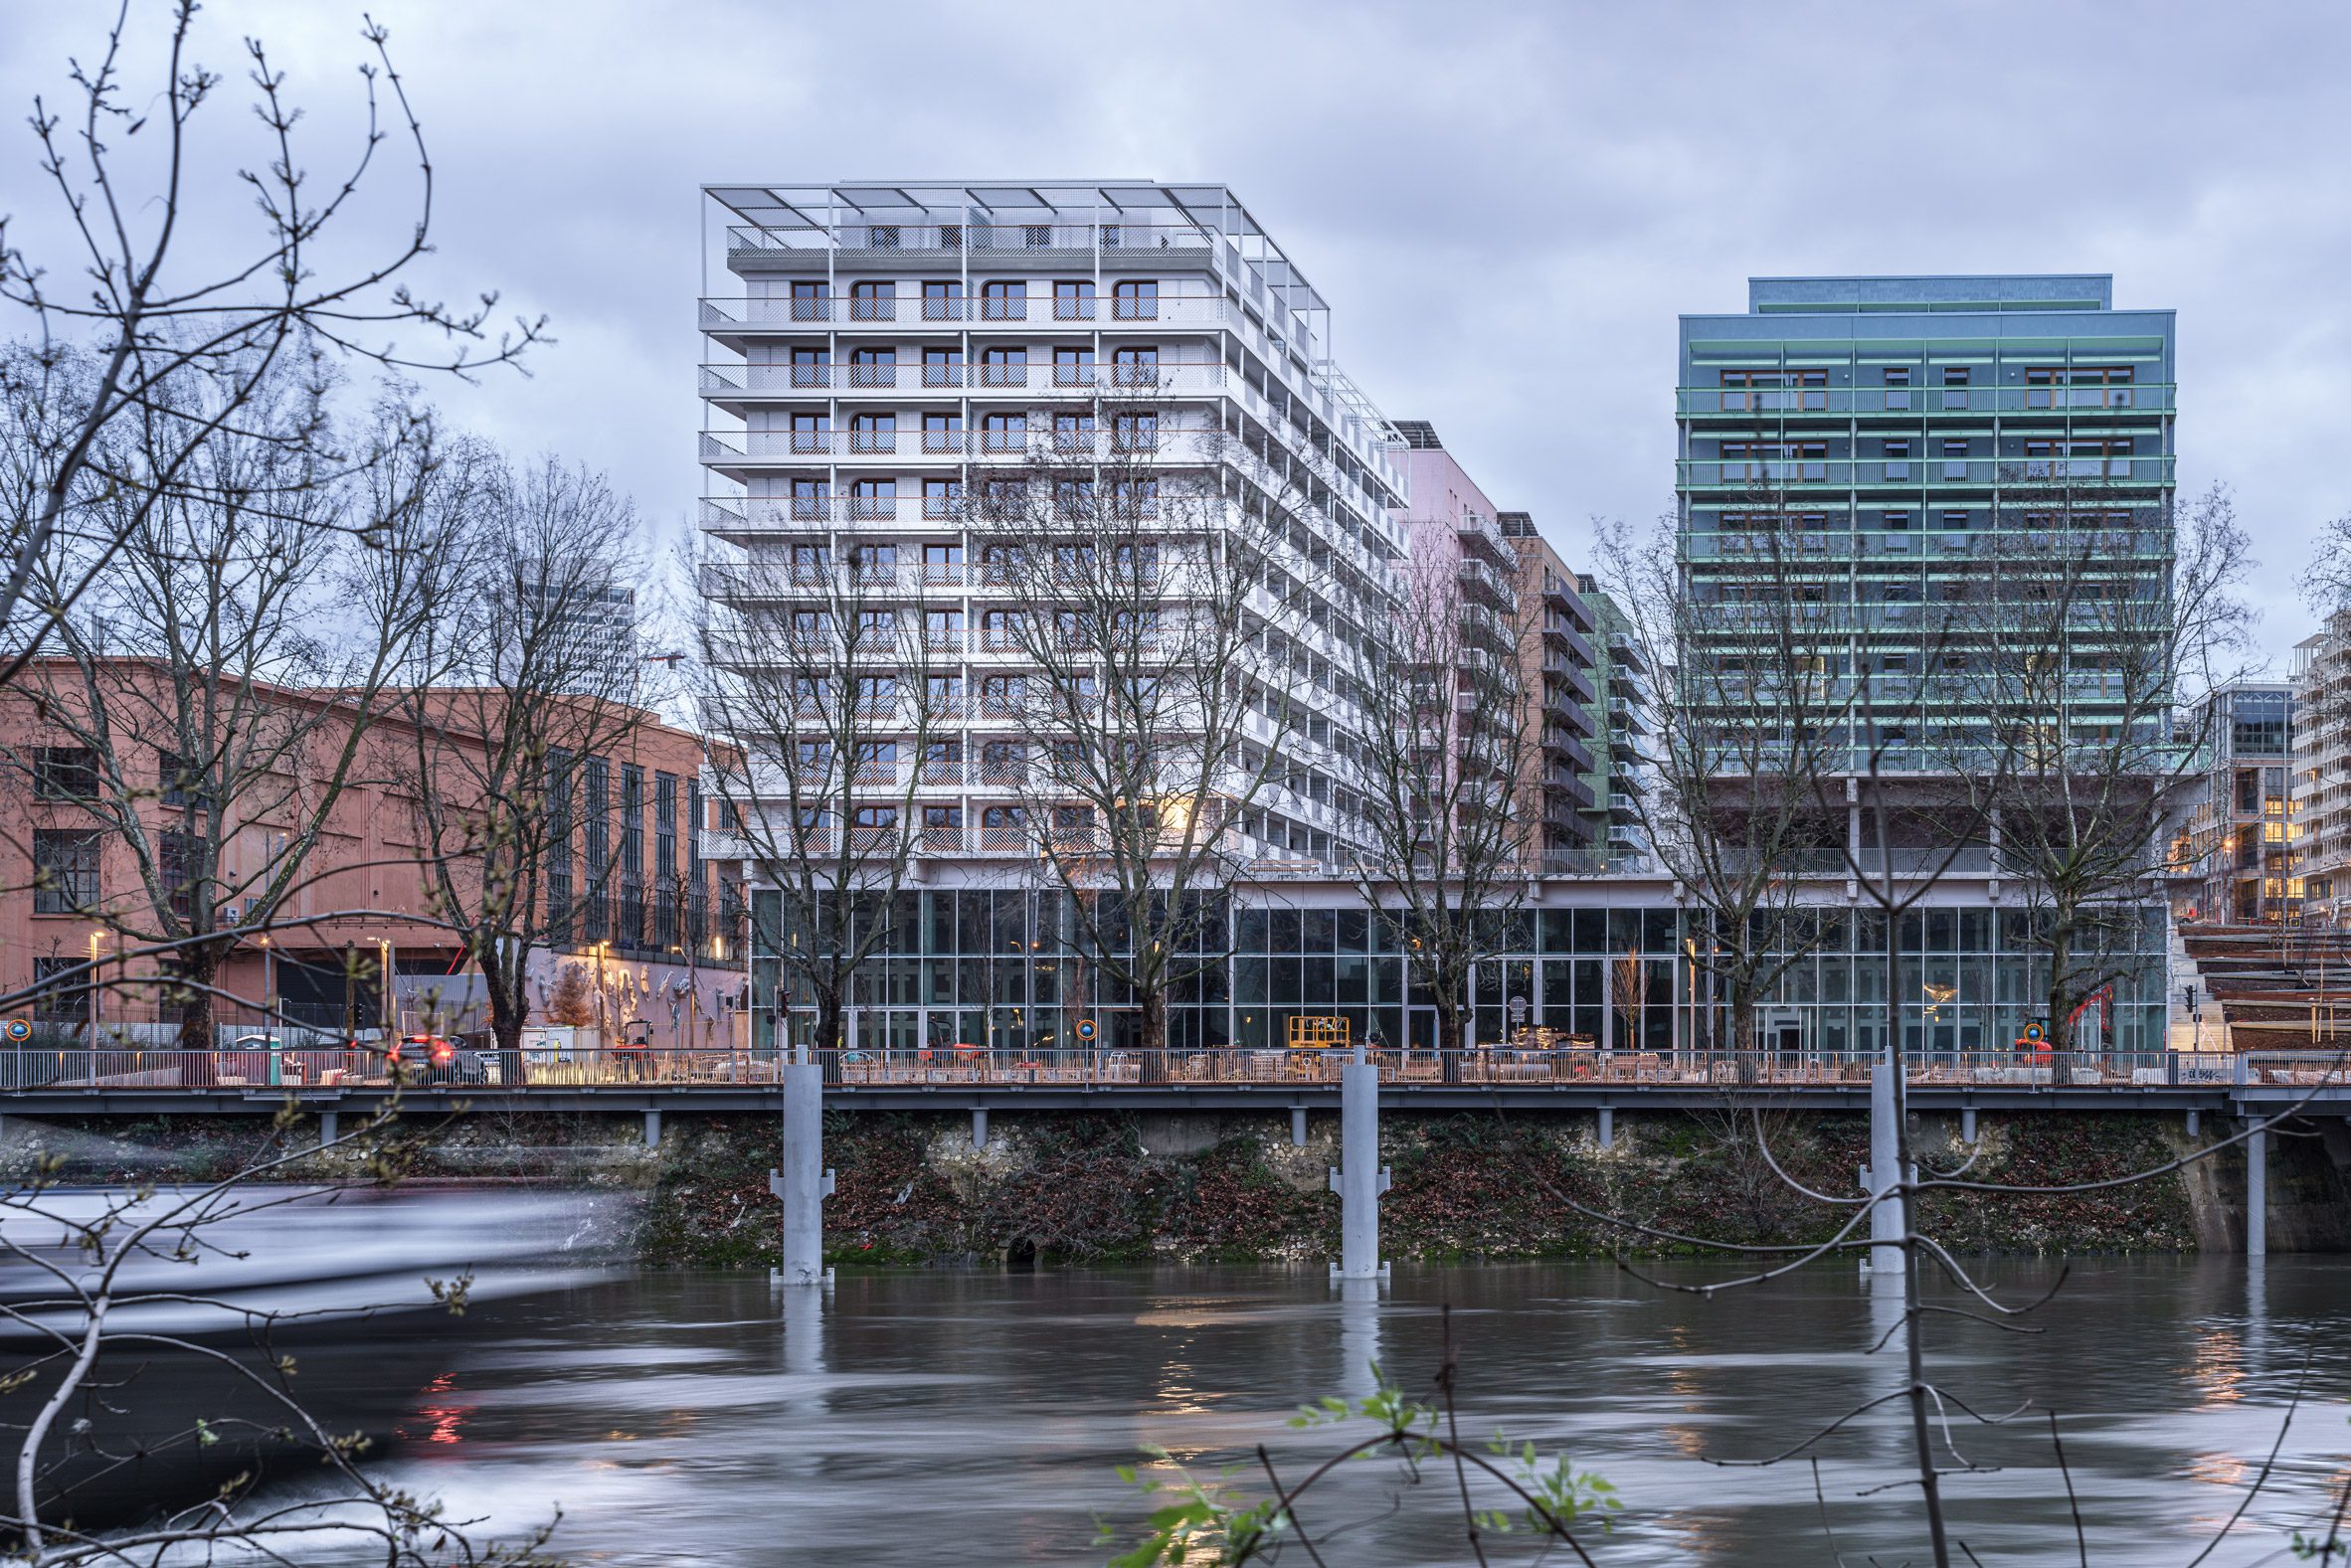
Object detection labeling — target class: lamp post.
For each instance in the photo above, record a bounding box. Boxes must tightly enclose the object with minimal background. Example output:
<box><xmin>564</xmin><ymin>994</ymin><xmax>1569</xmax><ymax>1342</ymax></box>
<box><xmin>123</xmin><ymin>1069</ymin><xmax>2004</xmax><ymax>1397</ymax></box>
<box><xmin>88</xmin><ymin>931</ymin><xmax>102</xmax><ymax>1058</ymax></box>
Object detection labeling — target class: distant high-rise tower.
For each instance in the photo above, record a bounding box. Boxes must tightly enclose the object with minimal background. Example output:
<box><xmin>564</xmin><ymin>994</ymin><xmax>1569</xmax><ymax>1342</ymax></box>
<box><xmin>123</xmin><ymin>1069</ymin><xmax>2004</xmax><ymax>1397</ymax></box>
<box><xmin>1675</xmin><ymin>275</ymin><xmax>2177</xmax><ymax>773</ymax></box>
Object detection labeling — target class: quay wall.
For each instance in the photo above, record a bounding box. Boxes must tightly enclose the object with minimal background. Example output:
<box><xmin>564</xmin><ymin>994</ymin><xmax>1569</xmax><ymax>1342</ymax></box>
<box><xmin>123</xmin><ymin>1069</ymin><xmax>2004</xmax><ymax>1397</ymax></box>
<box><xmin>4</xmin><ymin>1107</ymin><xmax>2347</xmax><ymax>1265</ymax></box>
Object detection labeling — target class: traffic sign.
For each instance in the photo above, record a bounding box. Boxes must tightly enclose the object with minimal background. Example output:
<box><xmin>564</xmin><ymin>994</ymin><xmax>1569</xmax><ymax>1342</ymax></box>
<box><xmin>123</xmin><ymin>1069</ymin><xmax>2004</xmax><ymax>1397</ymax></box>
<box><xmin>1075</xmin><ymin>1018</ymin><xmax>1097</xmax><ymax>1043</ymax></box>
<box><xmin>0</xmin><ymin>1019</ymin><xmax>25</xmax><ymax>1044</ymax></box>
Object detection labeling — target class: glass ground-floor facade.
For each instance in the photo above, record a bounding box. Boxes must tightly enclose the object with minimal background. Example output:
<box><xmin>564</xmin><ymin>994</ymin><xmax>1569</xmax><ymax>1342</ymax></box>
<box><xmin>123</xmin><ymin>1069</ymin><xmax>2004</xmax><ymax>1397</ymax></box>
<box><xmin>748</xmin><ymin>883</ymin><xmax>2171</xmax><ymax>1057</ymax></box>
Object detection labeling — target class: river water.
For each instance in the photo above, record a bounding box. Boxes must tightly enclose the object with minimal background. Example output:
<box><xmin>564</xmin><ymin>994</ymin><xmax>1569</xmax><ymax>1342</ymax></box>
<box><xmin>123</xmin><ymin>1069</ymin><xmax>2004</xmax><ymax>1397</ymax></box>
<box><xmin>301</xmin><ymin>1241</ymin><xmax>2349</xmax><ymax>1565</ymax></box>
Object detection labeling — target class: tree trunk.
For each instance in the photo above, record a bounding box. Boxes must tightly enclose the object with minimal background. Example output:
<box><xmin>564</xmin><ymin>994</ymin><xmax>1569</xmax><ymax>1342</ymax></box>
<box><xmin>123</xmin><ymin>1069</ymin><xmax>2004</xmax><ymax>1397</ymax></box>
<box><xmin>1729</xmin><ymin>978</ymin><xmax>1756</xmax><ymax>1085</ymax></box>
<box><xmin>1138</xmin><ymin>985</ymin><xmax>1167</xmax><ymax>1086</ymax></box>
<box><xmin>175</xmin><ymin>946</ymin><xmax>222</xmax><ymax>1086</ymax></box>
<box><xmin>1436</xmin><ymin>985</ymin><xmax>1464</xmax><ymax>1084</ymax></box>
<box><xmin>2044</xmin><ymin>924</ymin><xmax>2076</xmax><ymax>1057</ymax></box>
<box><xmin>485</xmin><ymin>981</ymin><xmax>526</xmax><ymax>1092</ymax></box>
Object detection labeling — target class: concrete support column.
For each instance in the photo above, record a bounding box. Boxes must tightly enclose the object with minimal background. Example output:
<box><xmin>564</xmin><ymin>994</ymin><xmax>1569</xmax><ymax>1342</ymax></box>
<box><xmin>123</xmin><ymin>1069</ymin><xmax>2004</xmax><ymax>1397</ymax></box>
<box><xmin>2187</xmin><ymin>1109</ymin><xmax>2201</xmax><ymax>1136</ymax></box>
<box><xmin>1291</xmin><ymin>1106</ymin><xmax>1308</xmax><ymax>1147</ymax></box>
<box><xmin>318</xmin><ymin>1110</ymin><xmax>338</xmax><ymax>1148</ymax></box>
<box><xmin>1959</xmin><ymin>1106</ymin><xmax>1977</xmax><ymax>1143</ymax></box>
<box><xmin>2248</xmin><ymin>1123</ymin><xmax>2267</xmax><ymax>1259</ymax></box>
<box><xmin>643</xmin><ymin>1108</ymin><xmax>661</xmax><ymax>1148</ymax></box>
<box><xmin>972</xmin><ymin>1108</ymin><xmax>989</xmax><ymax>1149</ymax></box>
<box><xmin>1861</xmin><ymin>1057</ymin><xmax>1902</xmax><ymax>1276</ymax></box>
<box><xmin>772</xmin><ymin>1047</ymin><xmax>834</xmax><ymax>1287</ymax></box>
<box><xmin>1597</xmin><ymin>1106</ymin><xmax>1615</xmax><ymax>1148</ymax></box>
<box><xmin>1328</xmin><ymin>1045</ymin><xmax>1388</xmax><ymax>1281</ymax></box>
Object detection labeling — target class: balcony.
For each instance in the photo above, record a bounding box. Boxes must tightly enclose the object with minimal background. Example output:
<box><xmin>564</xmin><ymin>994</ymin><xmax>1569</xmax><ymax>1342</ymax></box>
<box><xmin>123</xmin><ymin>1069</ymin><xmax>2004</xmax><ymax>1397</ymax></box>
<box><xmin>1677</xmin><ymin>383</ymin><xmax>2175</xmax><ymax>419</ymax></box>
<box><xmin>699</xmin><ymin>292</ymin><xmax>1239</xmax><ymax>332</ymax></box>
<box><xmin>1455</xmin><ymin>557</ymin><xmax>1516</xmax><ymax>610</ymax></box>
<box><xmin>1679</xmin><ymin>456</ymin><xmax>2172</xmax><ymax>491</ymax></box>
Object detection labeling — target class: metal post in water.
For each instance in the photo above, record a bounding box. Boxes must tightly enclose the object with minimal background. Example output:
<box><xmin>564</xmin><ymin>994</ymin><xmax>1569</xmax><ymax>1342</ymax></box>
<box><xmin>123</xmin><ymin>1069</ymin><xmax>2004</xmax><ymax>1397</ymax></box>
<box><xmin>1328</xmin><ymin>1041</ymin><xmax>1388</xmax><ymax>1282</ymax></box>
<box><xmin>772</xmin><ymin>1039</ymin><xmax>834</xmax><ymax>1287</ymax></box>
<box><xmin>2247</xmin><ymin>1122</ymin><xmax>2267</xmax><ymax>1259</ymax></box>
<box><xmin>1861</xmin><ymin>1055</ymin><xmax>1902</xmax><ymax>1278</ymax></box>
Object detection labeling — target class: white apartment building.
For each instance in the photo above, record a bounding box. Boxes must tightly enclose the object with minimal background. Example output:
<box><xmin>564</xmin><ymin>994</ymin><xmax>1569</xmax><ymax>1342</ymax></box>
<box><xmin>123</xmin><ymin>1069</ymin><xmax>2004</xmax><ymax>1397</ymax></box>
<box><xmin>695</xmin><ymin>182</ymin><xmax>1412</xmax><ymax>881</ymax></box>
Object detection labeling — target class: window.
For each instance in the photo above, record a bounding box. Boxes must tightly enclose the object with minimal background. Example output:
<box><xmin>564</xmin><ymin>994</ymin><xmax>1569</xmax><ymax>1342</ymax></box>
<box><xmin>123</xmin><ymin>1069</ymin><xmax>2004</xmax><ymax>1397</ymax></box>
<box><xmin>791</xmin><ymin>478</ymin><xmax>831</xmax><ymax>519</ymax></box>
<box><xmin>654</xmin><ymin>772</ymin><xmax>678</xmax><ymax>951</ymax></box>
<box><xmin>927</xmin><ymin>673</ymin><xmax>964</xmax><ymax>716</ymax></box>
<box><xmin>849</xmin><ymin>804</ymin><xmax>899</xmax><ymax>850</ymax></box>
<box><xmin>790</xmin><ymin>543</ymin><xmax>829</xmax><ymax>583</ymax></box>
<box><xmin>981</xmin><ymin>412</ymin><xmax>1025</xmax><ymax>452</ymax></box>
<box><xmin>851</xmin><ymin>675</ymin><xmax>898</xmax><ymax>713</ymax></box>
<box><xmin>982</xmin><ymin>279</ymin><xmax>1026</xmax><ymax>321</ymax></box>
<box><xmin>922</xmin><ymin>412</ymin><xmax>964</xmax><ymax>453</ymax></box>
<box><xmin>1053</xmin><ymin>412</ymin><xmax>1096</xmax><ymax>451</ymax></box>
<box><xmin>923</xmin><ymin>279</ymin><xmax>966</xmax><ymax>321</ymax></box>
<box><xmin>1111</xmin><ymin>410</ymin><xmax>1158</xmax><ymax>451</ymax></box>
<box><xmin>791</xmin><ymin>346</ymin><xmax>831</xmax><ymax>388</ymax></box>
<box><xmin>981</xmin><ymin>804</ymin><xmax>1026</xmax><ymax>849</ymax></box>
<box><xmin>1940</xmin><ymin>509</ymin><xmax>1969</xmax><ymax>531</ymax></box>
<box><xmin>847</xmin><ymin>542</ymin><xmax>896</xmax><ymax>583</ymax></box>
<box><xmin>583</xmin><ymin>758</ymin><xmax>610</xmax><ymax>944</ymax></box>
<box><xmin>981</xmin><ymin>610</ymin><xmax>1020</xmax><ymax>650</ymax></box>
<box><xmin>31</xmin><ymin>829</ymin><xmax>99</xmax><ymax>913</ymax></box>
<box><xmin>33</xmin><ymin>747</ymin><xmax>98</xmax><ymax>801</ymax></box>
<box><xmin>848</xmin><ymin>347</ymin><xmax>896</xmax><ymax>388</ymax></box>
<box><xmin>1941</xmin><ymin>438</ymin><xmax>1970</xmax><ymax>481</ymax></box>
<box><xmin>852</xmin><ymin>744</ymin><xmax>899</xmax><ymax>785</ymax></box>
<box><xmin>924</xmin><ymin>609</ymin><xmax>964</xmax><ymax>648</ymax></box>
<box><xmin>980</xmin><ymin>346</ymin><xmax>1027</xmax><ymax>388</ymax></box>
<box><xmin>159</xmin><ymin>829</ymin><xmax>204</xmax><ymax>922</ymax></box>
<box><xmin>980</xmin><ymin>742</ymin><xmax>1027</xmax><ymax>784</ymax></box>
<box><xmin>1113</xmin><ymin>279</ymin><xmax>1159</xmax><ymax>321</ymax></box>
<box><xmin>848</xmin><ymin>478</ymin><xmax>896</xmax><ymax>520</ymax></box>
<box><xmin>1054</xmin><ymin>279</ymin><xmax>1095</xmax><ymax>320</ymax></box>
<box><xmin>1112</xmin><ymin>345</ymin><xmax>1159</xmax><ymax>388</ymax></box>
<box><xmin>790</xmin><ymin>412</ymin><xmax>832</xmax><ymax>454</ymax></box>
<box><xmin>1053</xmin><ymin>345</ymin><xmax>1095</xmax><ymax>387</ymax></box>
<box><xmin>923</xmin><ymin>478</ymin><xmax>964</xmax><ymax>520</ymax></box>
<box><xmin>849</xmin><ymin>412</ymin><xmax>896</xmax><ymax>453</ymax></box>
<box><xmin>620</xmin><ymin>765</ymin><xmax>644</xmax><ymax>948</ymax></box>
<box><xmin>921</xmin><ymin>804</ymin><xmax>962</xmax><ymax>851</ymax></box>
<box><xmin>30</xmin><ymin>956</ymin><xmax>89</xmax><ymax>1025</ymax></box>
<box><xmin>850</xmin><ymin>280</ymin><xmax>895</xmax><ymax>321</ymax></box>
<box><xmin>923</xmin><ymin>346</ymin><xmax>965</xmax><ymax>388</ymax></box>
<box><xmin>790</xmin><ymin>280</ymin><xmax>831</xmax><ymax>322</ymax></box>
<box><xmin>920</xmin><ymin>740</ymin><xmax>963</xmax><ymax>784</ymax></box>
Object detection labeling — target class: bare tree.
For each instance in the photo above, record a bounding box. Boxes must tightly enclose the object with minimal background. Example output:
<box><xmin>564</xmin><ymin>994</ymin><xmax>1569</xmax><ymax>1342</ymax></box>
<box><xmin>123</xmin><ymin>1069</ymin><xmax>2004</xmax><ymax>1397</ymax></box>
<box><xmin>695</xmin><ymin>536</ymin><xmax>943</xmax><ymax>1054</ymax></box>
<box><xmin>1342</xmin><ymin>544</ymin><xmax>1531</xmax><ymax>1066</ymax></box>
<box><xmin>1603</xmin><ymin>499</ymin><xmax>1850</xmax><ymax>1056</ymax></box>
<box><xmin>0</xmin><ymin>2</ymin><xmax>544</xmax><ymax>689</ymax></box>
<box><xmin>0</xmin><ymin>345</ymin><xmax>453</xmax><ymax>1055</ymax></box>
<box><xmin>961</xmin><ymin>405</ymin><xmax>1293</xmax><ymax>1068</ymax></box>
<box><xmin>1944</xmin><ymin>479</ymin><xmax>2252</xmax><ymax>1054</ymax></box>
<box><xmin>396</xmin><ymin>454</ymin><xmax>657</xmax><ymax>1064</ymax></box>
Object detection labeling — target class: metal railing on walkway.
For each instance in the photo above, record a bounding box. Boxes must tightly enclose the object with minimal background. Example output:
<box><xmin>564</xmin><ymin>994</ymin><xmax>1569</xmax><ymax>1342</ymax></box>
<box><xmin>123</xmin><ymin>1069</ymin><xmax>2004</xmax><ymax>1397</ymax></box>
<box><xmin>3</xmin><ymin>1046</ymin><xmax>2344</xmax><ymax>1096</ymax></box>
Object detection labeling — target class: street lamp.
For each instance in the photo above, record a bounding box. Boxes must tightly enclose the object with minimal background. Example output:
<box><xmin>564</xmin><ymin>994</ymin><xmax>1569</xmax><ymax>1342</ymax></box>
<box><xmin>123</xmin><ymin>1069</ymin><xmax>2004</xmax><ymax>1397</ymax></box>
<box><xmin>88</xmin><ymin>931</ymin><xmax>102</xmax><ymax>1048</ymax></box>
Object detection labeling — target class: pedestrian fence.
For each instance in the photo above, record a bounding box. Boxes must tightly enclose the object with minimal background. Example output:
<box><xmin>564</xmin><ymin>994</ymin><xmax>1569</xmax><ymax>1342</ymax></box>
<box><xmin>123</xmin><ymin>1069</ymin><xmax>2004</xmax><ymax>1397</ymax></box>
<box><xmin>1</xmin><ymin>1044</ymin><xmax>2344</xmax><ymax>1095</ymax></box>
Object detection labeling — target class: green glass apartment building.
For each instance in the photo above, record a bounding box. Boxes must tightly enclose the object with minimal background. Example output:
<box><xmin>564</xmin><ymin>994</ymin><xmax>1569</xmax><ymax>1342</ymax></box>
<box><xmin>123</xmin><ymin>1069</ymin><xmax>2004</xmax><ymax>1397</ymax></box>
<box><xmin>1676</xmin><ymin>275</ymin><xmax>2177</xmax><ymax>771</ymax></box>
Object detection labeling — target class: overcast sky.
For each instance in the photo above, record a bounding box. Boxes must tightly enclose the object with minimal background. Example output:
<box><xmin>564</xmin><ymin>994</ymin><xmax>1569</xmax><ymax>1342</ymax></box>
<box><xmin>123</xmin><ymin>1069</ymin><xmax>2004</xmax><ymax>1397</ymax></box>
<box><xmin>8</xmin><ymin>1</ymin><xmax>2345</xmax><ymax>669</ymax></box>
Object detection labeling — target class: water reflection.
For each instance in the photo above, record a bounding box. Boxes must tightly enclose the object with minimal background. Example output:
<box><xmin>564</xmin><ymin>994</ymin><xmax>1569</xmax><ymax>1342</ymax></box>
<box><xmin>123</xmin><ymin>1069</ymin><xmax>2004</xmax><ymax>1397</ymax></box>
<box><xmin>290</xmin><ymin>1255</ymin><xmax>2351</xmax><ymax>1566</ymax></box>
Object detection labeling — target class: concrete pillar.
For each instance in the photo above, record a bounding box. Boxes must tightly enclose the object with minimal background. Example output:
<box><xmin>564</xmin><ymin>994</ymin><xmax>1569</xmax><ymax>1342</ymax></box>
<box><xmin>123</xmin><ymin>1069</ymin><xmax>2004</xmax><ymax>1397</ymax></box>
<box><xmin>1597</xmin><ymin>1106</ymin><xmax>1615</xmax><ymax>1148</ymax></box>
<box><xmin>771</xmin><ymin>1046</ymin><xmax>834</xmax><ymax>1287</ymax></box>
<box><xmin>972</xmin><ymin>1107</ymin><xmax>989</xmax><ymax>1149</ymax></box>
<box><xmin>2187</xmin><ymin>1109</ymin><xmax>2201</xmax><ymax>1136</ymax></box>
<box><xmin>1327</xmin><ymin>1044</ymin><xmax>1388</xmax><ymax>1281</ymax></box>
<box><xmin>643</xmin><ymin>1108</ymin><xmax>661</xmax><ymax>1148</ymax></box>
<box><xmin>2247</xmin><ymin>1123</ymin><xmax>2267</xmax><ymax>1259</ymax></box>
<box><xmin>1959</xmin><ymin>1106</ymin><xmax>1977</xmax><ymax>1143</ymax></box>
<box><xmin>318</xmin><ymin>1110</ymin><xmax>338</xmax><ymax>1147</ymax></box>
<box><xmin>1291</xmin><ymin>1106</ymin><xmax>1308</xmax><ymax>1147</ymax></box>
<box><xmin>1339</xmin><ymin>1275</ymin><xmax>1382</xmax><ymax>1400</ymax></box>
<box><xmin>1861</xmin><ymin>1056</ymin><xmax>1902</xmax><ymax>1276</ymax></box>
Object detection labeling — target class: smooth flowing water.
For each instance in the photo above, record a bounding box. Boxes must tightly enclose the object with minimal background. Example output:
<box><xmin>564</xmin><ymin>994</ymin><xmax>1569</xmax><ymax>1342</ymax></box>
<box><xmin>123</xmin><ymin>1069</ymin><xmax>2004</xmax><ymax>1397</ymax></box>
<box><xmin>337</xmin><ymin>1248</ymin><xmax>2349</xmax><ymax>1564</ymax></box>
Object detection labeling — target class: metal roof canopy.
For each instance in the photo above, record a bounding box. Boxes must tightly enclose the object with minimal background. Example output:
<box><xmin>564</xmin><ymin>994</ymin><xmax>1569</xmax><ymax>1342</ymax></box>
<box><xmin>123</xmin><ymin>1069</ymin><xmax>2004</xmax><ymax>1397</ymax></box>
<box><xmin>701</xmin><ymin>181</ymin><xmax>1327</xmax><ymax>314</ymax></box>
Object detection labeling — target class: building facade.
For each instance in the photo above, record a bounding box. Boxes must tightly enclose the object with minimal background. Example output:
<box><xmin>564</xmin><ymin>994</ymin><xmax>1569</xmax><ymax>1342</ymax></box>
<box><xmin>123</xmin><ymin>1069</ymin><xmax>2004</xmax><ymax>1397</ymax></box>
<box><xmin>1</xmin><ymin>661</ymin><xmax>744</xmax><ymax>1049</ymax></box>
<box><xmin>1676</xmin><ymin>274</ymin><xmax>2177</xmax><ymax>776</ymax></box>
<box><xmin>2176</xmin><ymin>681</ymin><xmax>2299</xmax><ymax>924</ymax></box>
<box><xmin>697</xmin><ymin>182</ymin><xmax>1411</xmax><ymax>877</ymax></box>
<box><xmin>2294</xmin><ymin>617</ymin><xmax>2351</xmax><ymax>923</ymax></box>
